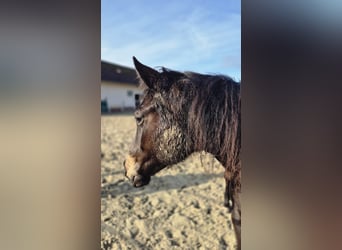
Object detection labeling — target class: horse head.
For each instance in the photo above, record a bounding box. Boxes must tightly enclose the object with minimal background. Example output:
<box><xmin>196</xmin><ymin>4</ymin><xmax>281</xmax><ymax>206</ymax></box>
<box><xmin>123</xmin><ymin>57</ymin><xmax>189</xmax><ymax>187</ymax></box>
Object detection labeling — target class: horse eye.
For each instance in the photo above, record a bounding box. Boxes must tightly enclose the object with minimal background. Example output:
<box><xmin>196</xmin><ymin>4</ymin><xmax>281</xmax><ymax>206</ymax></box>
<box><xmin>135</xmin><ymin>116</ymin><xmax>144</xmax><ymax>125</ymax></box>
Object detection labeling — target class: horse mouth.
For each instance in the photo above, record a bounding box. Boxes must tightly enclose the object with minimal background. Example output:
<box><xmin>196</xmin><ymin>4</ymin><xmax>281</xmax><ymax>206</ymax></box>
<box><xmin>132</xmin><ymin>175</ymin><xmax>151</xmax><ymax>187</ymax></box>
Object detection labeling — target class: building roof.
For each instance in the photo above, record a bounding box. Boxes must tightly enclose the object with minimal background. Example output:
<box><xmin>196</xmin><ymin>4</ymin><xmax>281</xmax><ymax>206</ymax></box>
<box><xmin>101</xmin><ymin>60</ymin><xmax>139</xmax><ymax>85</ymax></box>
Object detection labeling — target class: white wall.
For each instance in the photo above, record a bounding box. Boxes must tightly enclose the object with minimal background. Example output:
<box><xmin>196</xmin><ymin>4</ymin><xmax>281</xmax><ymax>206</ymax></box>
<box><xmin>101</xmin><ymin>81</ymin><xmax>142</xmax><ymax>110</ymax></box>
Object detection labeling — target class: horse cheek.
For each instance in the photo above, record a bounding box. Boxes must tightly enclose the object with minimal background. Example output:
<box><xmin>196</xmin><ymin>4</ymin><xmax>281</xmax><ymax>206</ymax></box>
<box><xmin>156</xmin><ymin>126</ymin><xmax>186</xmax><ymax>165</ymax></box>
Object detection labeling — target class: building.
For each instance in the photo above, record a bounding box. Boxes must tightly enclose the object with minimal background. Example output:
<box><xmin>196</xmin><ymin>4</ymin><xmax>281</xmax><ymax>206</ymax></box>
<box><xmin>101</xmin><ymin>60</ymin><xmax>141</xmax><ymax>113</ymax></box>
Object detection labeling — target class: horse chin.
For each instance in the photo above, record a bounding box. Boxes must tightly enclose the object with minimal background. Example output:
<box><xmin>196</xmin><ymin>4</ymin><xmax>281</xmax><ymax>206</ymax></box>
<box><xmin>132</xmin><ymin>175</ymin><xmax>151</xmax><ymax>188</ymax></box>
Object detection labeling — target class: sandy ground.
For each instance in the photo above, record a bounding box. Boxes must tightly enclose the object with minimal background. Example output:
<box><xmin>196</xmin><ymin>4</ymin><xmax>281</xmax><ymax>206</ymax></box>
<box><xmin>101</xmin><ymin>114</ymin><xmax>237</xmax><ymax>250</ymax></box>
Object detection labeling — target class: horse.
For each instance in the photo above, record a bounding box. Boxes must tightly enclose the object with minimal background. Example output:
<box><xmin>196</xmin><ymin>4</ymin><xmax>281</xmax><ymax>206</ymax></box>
<box><xmin>124</xmin><ymin>57</ymin><xmax>241</xmax><ymax>249</ymax></box>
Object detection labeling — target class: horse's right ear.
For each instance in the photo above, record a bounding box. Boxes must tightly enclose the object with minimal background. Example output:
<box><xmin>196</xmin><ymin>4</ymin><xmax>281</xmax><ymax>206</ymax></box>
<box><xmin>133</xmin><ymin>56</ymin><xmax>159</xmax><ymax>89</ymax></box>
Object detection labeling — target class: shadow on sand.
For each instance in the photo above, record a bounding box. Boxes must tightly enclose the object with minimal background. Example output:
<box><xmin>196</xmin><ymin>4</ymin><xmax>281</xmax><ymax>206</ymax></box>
<box><xmin>101</xmin><ymin>172</ymin><xmax>223</xmax><ymax>198</ymax></box>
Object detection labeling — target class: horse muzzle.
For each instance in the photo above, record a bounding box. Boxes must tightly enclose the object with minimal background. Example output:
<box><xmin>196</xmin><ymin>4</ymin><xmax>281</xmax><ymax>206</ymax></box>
<box><xmin>131</xmin><ymin>174</ymin><xmax>151</xmax><ymax>187</ymax></box>
<box><xmin>123</xmin><ymin>155</ymin><xmax>151</xmax><ymax>187</ymax></box>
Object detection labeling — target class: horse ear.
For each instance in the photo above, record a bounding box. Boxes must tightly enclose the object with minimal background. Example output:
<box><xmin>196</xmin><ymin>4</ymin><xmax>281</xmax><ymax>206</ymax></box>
<box><xmin>133</xmin><ymin>56</ymin><xmax>159</xmax><ymax>89</ymax></box>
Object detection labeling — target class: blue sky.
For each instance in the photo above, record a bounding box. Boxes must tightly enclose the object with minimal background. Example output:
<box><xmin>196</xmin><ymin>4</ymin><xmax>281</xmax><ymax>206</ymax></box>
<box><xmin>101</xmin><ymin>0</ymin><xmax>241</xmax><ymax>80</ymax></box>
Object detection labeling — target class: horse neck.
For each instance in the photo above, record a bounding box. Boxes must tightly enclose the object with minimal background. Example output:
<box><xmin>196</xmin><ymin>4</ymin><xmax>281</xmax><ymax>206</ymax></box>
<box><xmin>186</xmin><ymin>83</ymin><xmax>240</xmax><ymax>169</ymax></box>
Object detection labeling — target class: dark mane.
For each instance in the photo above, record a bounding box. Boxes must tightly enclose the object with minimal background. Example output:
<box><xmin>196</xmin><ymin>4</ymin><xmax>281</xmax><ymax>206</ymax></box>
<box><xmin>188</xmin><ymin>73</ymin><xmax>241</xmax><ymax>188</ymax></box>
<box><xmin>187</xmin><ymin>73</ymin><xmax>241</xmax><ymax>186</ymax></box>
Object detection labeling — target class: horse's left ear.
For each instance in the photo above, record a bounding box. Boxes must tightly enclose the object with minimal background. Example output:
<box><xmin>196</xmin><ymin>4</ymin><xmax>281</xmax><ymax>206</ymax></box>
<box><xmin>133</xmin><ymin>56</ymin><xmax>159</xmax><ymax>89</ymax></box>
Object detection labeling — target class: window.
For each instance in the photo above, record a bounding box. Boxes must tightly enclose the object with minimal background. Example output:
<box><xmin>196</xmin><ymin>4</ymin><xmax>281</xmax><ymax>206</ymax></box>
<box><xmin>127</xmin><ymin>90</ymin><xmax>133</xmax><ymax>97</ymax></box>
